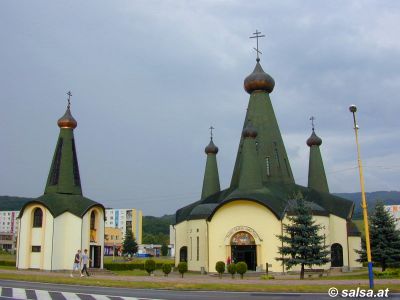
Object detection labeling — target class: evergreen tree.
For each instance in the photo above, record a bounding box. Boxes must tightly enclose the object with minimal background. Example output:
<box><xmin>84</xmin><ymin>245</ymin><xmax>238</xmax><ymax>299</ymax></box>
<box><xmin>356</xmin><ymin>201</ymin><xmax>400</xmax><ymax>271</ymax></box>
<box><xmin>161</xmin><ymin>243</ymin><xmax>169</xmax><ymax>256</ymax></box>
<box><xmin>276</xmin><ymin>198</ymin><xmax>330</xmax><ymax>279</ymax></box>
<box><xmin>122</xmin><ymin>229</ymin><xmax>138</xmax><ymax>255</ymax></box>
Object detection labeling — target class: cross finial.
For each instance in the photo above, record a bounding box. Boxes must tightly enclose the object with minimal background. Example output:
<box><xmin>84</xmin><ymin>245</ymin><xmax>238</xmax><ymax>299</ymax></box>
<box><xmin>249</xmin><ymin>30</ymin><xmax>265</xmax><ymax>61</ymax></box>
<box><xmin>310</xmin><ymin>116</ymin><xmax>315</xmax><ymax>131</ymax></box>
<box><xmin>67</xmin><ymin>91</ymin><xmax>72</xmax><ymax>109</ymax></box>
<box><xmin>209</xmin><ymin>126</ymin><xmax>215</xmax><ymax>140</ymax></box>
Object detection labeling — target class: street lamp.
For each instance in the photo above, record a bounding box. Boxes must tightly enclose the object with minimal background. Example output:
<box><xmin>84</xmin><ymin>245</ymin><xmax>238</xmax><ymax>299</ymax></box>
<box><xmin>349</xmin><ymin>104</ymin><xmax>374</xmax><ymax>289</ymax></box>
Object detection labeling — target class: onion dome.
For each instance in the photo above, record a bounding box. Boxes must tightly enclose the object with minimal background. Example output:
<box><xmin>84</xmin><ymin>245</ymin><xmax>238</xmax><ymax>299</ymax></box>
<box><xmin>242</xmin><ymin>122</ymin><xmax>258</xmax><ymax>138</ymax></box>
<box><xmin>307</xmin><ymin>130</ymin><xmax>322</xmax><ymax>147</ymax></box>
<box><xmin>244</xmin><ymin>59</ymin><xmax>275</xmax><ymax>94</ymax></box>
<box><xmin>205</xmin><ymin>139</ymin><xmax>219</xmax><ymax>154</ymax></box>
<box><xmin>57</xmin><ymin>107</ymin><xmax>77</xmax><ymax>129</ymax></box>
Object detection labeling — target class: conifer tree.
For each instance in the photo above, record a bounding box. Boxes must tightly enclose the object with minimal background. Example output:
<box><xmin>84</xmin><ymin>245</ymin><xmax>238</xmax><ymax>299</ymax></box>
<box><xmin>276</xmin><ymin>198</ymin><xmax>330</xmax><ymax>279</ymax></box>
<box><xmin>122</xmin><ymin>229</ymin><xmax>138</xmax><ymax>255</ymax></box>
<box><xmin>356</xmin><ymin>201</ymin><xmax>400</xmax><ymax>271</ymax></box>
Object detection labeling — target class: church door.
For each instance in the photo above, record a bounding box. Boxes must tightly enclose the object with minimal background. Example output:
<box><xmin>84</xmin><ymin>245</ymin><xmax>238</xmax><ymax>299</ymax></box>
<box><xmin>179</xmin><ymin>246</ymin><xmax>188</xmax><ymax>262</ymax></box>
<box><xmin>90</xmin><ymin>245</ymin><xmax>101</xmax><ymax>268</ymax></box>
<box><xmin>230</xmin><ymin>231</ymin><xmax>257</xmax><ymax>270</ymax></box>
<box><xmin>331</xmin><ymin>243</ymin><xmax>343</xmax><ymax>267</ymax></box>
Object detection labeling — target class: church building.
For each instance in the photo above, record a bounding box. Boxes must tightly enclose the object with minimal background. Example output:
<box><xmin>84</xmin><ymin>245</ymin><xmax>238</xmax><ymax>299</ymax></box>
<box><xmin>174</xmin><ymin>38</ymin><xmax>362</xmax><ymax>273</ymax></box>
<box><xmin>16</xmin><ymin>95</ymin><xmax>105</xmax><ymax>270</ymax></box>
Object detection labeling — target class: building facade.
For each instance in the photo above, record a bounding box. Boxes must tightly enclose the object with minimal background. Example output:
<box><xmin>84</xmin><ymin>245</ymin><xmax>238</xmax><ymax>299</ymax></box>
<box><xmin>16</xmin><ymin>99</ymin><xmax>105</xmax><ymax>270</ymax></box>
<box><xmin>105</xmin><ymin>208</ymin><xmax>142</xmax><ymax>244</ymax></box>
<box><xmin>174</xmin><ymin>48</ymin><xmax>362</xmax><ymax>273</ymax></box>
<box><xmin>385</xmin><ymin>205</ymin><xmax>400</xmax><ymax>230</ymax></box>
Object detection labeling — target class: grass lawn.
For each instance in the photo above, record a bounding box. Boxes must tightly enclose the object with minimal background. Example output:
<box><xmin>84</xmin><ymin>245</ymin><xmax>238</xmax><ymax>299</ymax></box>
<box><xmin>103</xmin><ymin>256</ymin><xmax>174</xmax><ymax>264</ymax></box>
<box><xmin>0</xmin><ymin>272</ymin><xmax>398</xmax><ymax>293</ymax></box>
<box><xmin>0</xmin><ymin>254</ymin><xmax>16</xmax><ymax>262</ymax></box>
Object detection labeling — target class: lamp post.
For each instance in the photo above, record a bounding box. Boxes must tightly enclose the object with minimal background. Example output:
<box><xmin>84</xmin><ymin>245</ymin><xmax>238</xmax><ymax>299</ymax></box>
<box><xmin>349</xmin><ymin>104</ymin><xmax>374</xmax><ymax>289</ymax></box>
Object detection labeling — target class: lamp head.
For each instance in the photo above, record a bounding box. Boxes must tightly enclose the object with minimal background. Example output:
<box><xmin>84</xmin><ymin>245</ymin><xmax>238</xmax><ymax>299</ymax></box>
<box><xmin>349</xmin><ymin>105</ymin><xmax>357</xmax><ymax>113</ymax></box>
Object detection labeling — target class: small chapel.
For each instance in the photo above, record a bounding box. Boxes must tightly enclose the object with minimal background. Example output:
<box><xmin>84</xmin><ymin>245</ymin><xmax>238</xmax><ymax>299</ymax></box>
<box><xmin>174</xmin><ymin>34</ymin><xmax>362</xmax><ymax>273</ymax></box>
<box><xmin>16</xmin><ymin>95</ymin><xmax>105</xmax><ymax>270</ymax></box>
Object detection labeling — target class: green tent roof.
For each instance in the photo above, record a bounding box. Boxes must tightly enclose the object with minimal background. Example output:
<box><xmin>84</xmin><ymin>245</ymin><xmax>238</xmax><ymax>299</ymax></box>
<box><xmin>175</xmin><ymin>182</ymin><xmax>354</xmax><ymax>224</ymax></box>
<box><xmin>19</xmin><ymin>193</ymin><xmax>104</xmax><ymax>218</ymax></box>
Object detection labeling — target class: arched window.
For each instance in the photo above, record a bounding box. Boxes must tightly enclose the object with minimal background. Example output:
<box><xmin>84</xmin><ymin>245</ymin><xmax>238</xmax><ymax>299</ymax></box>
<box><xmin>331</xmin><ymin>243</ymin><xmax>344</xmax><ymax>267</ymax></box>
<box><xmin>33</xmin><ymin>208</ymin><xmax>43</xmax><ymax>228</ymax></box>
<box><xmin>90</xmin><ymin>211</ymin><xmax>96</xmax><ymax>230</ymax></box>
<box><xmin>179</xmin><ymin>246</ymin><xmax>188</xmax><ymax>262</ymax></box>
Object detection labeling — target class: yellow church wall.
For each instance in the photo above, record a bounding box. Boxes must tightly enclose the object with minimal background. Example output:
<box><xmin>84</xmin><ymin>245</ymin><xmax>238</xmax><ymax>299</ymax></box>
<box><xmin>52</xmin><ymin>212</ymin><xmax>82</xmax><ymax>270</ymax></box>
<box><xmin>82</xmin><ymin>207</ymin><xmax>105</xmax><ymax>268</ymax></box>
<box><xmin>348</xmin><ymin>236</ymin><xmax>362</xmax><ymax>269</ymax></box>
<box><xmin>16</xmin><ymin>204</ymin><xmax>54</xmax><ymax>270</ymax></box>
<box><xmin>208</xmin><ymin>200</ymin><xmax>281</xmax><ymax>272</ymax></box>
<box><xmin>329</xmin><ymin>214</ymin><xmax>349</xmax><ymax>267</ymax></box>
<box><xmin>186</xmin><ymin>219</ymin><xmax>208</xmax><ymax>272</ymax></box>
<box><xmin>174</xmin><ymin>221</ymin><xmax>188</xmax><ymax>266</ymax></box>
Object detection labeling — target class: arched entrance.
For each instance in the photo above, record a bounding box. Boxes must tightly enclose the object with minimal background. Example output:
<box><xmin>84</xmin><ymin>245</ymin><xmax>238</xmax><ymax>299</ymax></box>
<box><xmin>331</xmin><ymin>243</ymin><xmax>343</xmax><ymax>267</ymax></box>
<box><xmin>231</xmin><ymin>231</ymin><xmax>257</xmax><ymax>270</ymax></box>
<box><xmin>179</xmin><ymin>246</ymin><xmax>188</xmax><ymax>262</ymax></box>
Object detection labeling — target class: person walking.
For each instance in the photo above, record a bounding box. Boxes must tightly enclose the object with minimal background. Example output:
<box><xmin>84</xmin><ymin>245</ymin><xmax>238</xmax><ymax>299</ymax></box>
<box><xmin>70</xmin><ymin>249</ymin><xmax>81</xmax><ymax>277</ymax></box>
<box><xmin>80</xmin><ymin>249</ymin><xmax>91</xmax><ymax>277</ymax></box>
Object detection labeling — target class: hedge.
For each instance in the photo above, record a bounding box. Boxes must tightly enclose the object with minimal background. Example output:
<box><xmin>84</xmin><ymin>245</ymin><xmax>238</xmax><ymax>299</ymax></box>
<box><xmin>0</xmin><ymin>260</ymin><xmax>16</xmax><ymax>267</ymax></box>
<box><xmin>104</xmin><ymin>262</ymin><xmax>174</xmax><ymax>271</ymax></box>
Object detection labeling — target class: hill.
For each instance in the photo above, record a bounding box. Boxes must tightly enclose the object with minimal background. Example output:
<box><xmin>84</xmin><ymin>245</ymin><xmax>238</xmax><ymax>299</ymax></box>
<box><xmin>334</xmin><ymin>191</ymin><xmax>400</xmax><ymax>219</ymax></box>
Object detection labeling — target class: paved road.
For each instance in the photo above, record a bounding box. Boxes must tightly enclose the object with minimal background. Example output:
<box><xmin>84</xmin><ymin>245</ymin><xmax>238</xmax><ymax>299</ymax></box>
<box><xmin>1</xmin><ymin>279</ymin><xmax>400</xmax><ymax>299</ymax></box>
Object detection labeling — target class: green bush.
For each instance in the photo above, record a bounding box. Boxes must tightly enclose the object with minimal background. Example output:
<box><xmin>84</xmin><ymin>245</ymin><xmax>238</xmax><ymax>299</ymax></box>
<box><xmin>227</xmin><ymin>263</ymin><xmax>236</xmax><ymax>278</ymax></box>
<box><xmin>104</xmin><ymin>262</ymin><xmax>174</xmax><ymax>271</ymax></box>
<box><xmin>260</xmin><ymin>274</ymin><xmax>275</xmax><ymax>280</ymax></box>
<box><xmin>236</xmin><ymin>261</ymin><xmax>248</xmax><ymax>279</ymax></box>
<box><xmin>373</xmin><ymin>268</ymin><xmax>400</xmax><ymax>278</ymax></box>
<box><xmin>215</xmin><ymin>261</ymin><xmax>225</xmax><ymax>278</ymax></box>
<box><xmin>144</xmin><ymin>259</ymin><xmax>156</xmax><ymax>275</ymax></box>
<box><xmin>0</xmin><ymin>260</ymin><xmax>16</xmax><ymax>267</ymax></box>
<box><xmin>178</xmin><ymin>262</ymin><xmax>188</xmax><ymax>278</ymax></box>
<box><xmin>162</xmin><ymin>263</ymin><xmax>172</xmax><ymax>276</ymax></box>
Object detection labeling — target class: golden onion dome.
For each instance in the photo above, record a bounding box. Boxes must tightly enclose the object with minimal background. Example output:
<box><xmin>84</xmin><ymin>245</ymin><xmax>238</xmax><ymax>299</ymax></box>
<box><xmin>205</xmin><ymin>139</ymin><xmax>219</xmax><ymax>154</ymax></box>
<box><xmin>242</xmin><ymin>122</ymin><xmax>258</xmax><ymax>138</ymax></box>
<box><xmin>244</xmin><ymin>58</ymin><xmax>275</xmax><ymax>94</ymax></box>
<box><xmin>306</xmin><ymin>130</ymin><xmax>322</xmax><ymax>147</ymax></box>
<box><xmin>57</xmin><ymin>107</ymin><xmax>77</xmax><ymax>129</ymax></box>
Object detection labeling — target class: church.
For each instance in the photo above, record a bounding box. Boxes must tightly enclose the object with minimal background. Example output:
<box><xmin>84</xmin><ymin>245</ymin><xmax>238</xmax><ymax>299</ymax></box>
<box><xmin>16</xmin><ymin>96</ymin><xmax>105</xmax><ymax>270</ymax></box>
<box><xmin>174</xmin><ymin>36</ymin><xmax>362</xmax><ymax>273</ymax></box>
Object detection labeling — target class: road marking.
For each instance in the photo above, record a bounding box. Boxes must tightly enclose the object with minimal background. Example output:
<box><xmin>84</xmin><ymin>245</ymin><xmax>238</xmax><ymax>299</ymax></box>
<box><xmin>90</xmin><ymin>294</ymin><xmax>110</xmax><ymax>300</ymax></box>
<box><xmin>12</xmin><ymin>288</ymin><xmax>27</xmax><ymax>299</ymax></box>
<box><xmin>62</xmin><ymin>291</ymin><xmax>81</xmax><ymax>300</ymax></box>
<box><xmin>35</xmin><ymin>289</ymin><xmax>52</xmax><ymax>300</ymax></box>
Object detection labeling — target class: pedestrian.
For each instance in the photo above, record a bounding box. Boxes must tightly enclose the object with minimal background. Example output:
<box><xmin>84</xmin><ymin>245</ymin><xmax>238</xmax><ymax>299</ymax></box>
<box><xmin>70</xmin><ymin>249</ymin><xmax>81</xmax><ymax>277</ymax></box>
<box><xmin>80</xmin><ymin>249</ymin><xmax>91</xmax><ymax>277</ymax></box>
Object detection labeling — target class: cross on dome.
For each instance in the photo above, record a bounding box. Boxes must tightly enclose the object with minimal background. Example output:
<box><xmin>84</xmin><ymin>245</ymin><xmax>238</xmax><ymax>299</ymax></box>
<box><xmin>250</xmin><ymin>30</ymin><xmax>265</xmax><ymax>61</ymax></box>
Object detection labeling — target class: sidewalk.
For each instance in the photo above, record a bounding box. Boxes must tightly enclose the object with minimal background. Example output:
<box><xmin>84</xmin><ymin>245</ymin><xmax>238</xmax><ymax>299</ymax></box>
<box><xmin>1</xmin><ymin>269</ymin><xmax>399</xmax><ymax>287</ymax></box>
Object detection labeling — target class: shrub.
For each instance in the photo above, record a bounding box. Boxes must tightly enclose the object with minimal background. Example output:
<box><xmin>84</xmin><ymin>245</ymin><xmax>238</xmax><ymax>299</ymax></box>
<box><xmin>260</xmin><ymin>275</ymin><xmax>275</xmax><ymax>280</ymax></box>
<box><xmin>215</xmin><ymin>261</ymin><xmax>225</xmax><ymax>278</ymax></box>
<box><xmin>236</xmin><ymin>261</ymin><xmax>248</xmax><ymax>279</ymax></box>
<box><xmin>144</xmin><ymin>259</ymin><xmax>156</xmax><ymax>275</ymax></box>
<box><xmin>104</xmin><ymin>262</ymin><xmax>174</xmax><ymax>271</ymax></box>
<box><xmin>0</xmin><ymin>260</ymin><xmax>16</xmax><ymax>267</ymax></box>
<box><xmin>178</xmin><ymin>262</ymin><xmax>188</xmax><ymax>278</ymax></box>
<box><xmin>227</xmin><ymin>263</ymin><xmax>236</xmax><ymax>279</ymax></box>
<box><xmin>373</xmin><ymin>268</ymin><xmax>400</xmax><ymax>278</ymax></box>
<box><xmin>162</xmin><ymin>263</ymin><xmax>172</xmax><ymax>276</ymax></box>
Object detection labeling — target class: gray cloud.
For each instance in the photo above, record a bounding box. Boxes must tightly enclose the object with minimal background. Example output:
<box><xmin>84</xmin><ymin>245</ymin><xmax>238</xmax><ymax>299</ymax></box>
<box><xmin>1</xmin><ymin>0</ymin><xmax>399</xmax><ymax>216</ymax></box>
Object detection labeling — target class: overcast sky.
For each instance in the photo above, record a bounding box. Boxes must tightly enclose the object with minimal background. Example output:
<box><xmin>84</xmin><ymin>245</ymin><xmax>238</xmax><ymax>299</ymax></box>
<box><xmin>1</xmin><ymin>1</ymin><xmax>399</xmax><ymax>216</ymax></box>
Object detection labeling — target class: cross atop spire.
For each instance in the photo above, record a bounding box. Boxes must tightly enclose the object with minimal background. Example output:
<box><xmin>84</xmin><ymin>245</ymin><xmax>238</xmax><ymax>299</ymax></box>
<box><xmin>310</xmin><ymin>116</ymin><xmax>315</xmax><ymax>131</ymax></box>
<box><xmin>209</xmin><ymin>126</ymin><xmax>215</xmax><ymax>140</ymax></box>
<box><xmin>250</xmin><ymin>30</ymin><xmax>265</xmax><ymax>61</ymax></box>
<box><xmin>67</xmin><ymin>91</ymin><xmax>72</xmax><ymax>109</ymax></box>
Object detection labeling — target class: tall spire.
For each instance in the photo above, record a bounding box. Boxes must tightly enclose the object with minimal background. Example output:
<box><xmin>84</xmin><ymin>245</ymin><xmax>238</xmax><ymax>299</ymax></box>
<box><xmin>45</xmin><ymin>92</ymin><xmax>82</xmax><ymax>195</ymax></box>
<box><xmin>231</xmin><ymin>32</ymin><xmax>293</xmax><ymax>187</ymax></box>
<box><xmin>238</xmin><ymin>122</ymin><xmax>263</xmax><ymax>190</ymax></box>
<box><xmin>306</xmin><ymin>117</ymin><xmax>329</xmax><ymax>193</ymax></box>
<box><xmin>201</xmin><ymin>127</ymin><xmax>221</xmax><ymax>200</ymax></box>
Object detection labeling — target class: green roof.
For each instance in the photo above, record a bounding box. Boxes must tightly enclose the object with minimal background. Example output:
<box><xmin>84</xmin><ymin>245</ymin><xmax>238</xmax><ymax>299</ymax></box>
<box><xmin>19</xmin><ymin>193</ymin><xmax>104</xmax><ymax>218</ymax></box>
<box><xmin>175</xmin><ymin>182</ymin><xmax>355</xmax><ymax>224</ymax></box>
<box><xmin>20</xmin><ymin>107</ymin><xmax>103</xmax><ymax>218</ymax></box>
